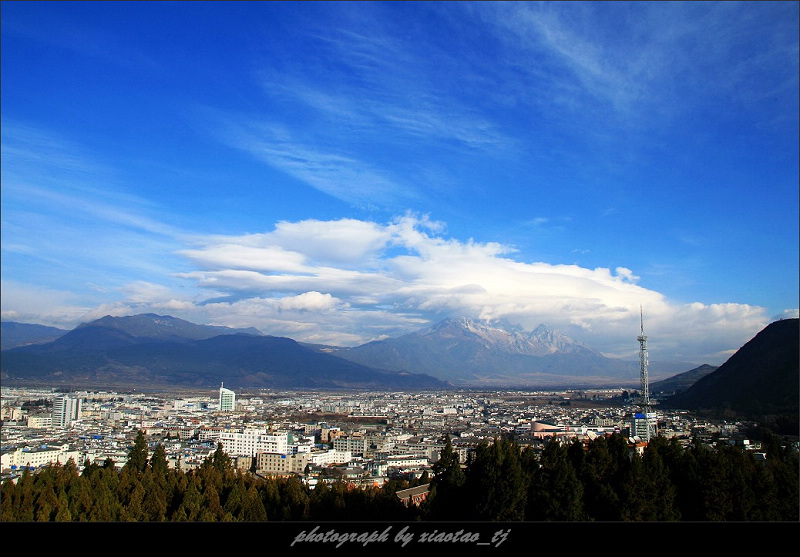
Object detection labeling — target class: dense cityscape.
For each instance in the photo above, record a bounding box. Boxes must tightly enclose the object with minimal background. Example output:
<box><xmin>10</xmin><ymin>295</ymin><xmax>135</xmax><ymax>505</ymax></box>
<box><xmin>2</xmin><ymin>382</ymin><xmax>798</xmax><ymax>535</ymax></box>
<box><xmin>1</xmin><ymin>384</ymin><xmax>784</xmax><ymax>486</ymax></box>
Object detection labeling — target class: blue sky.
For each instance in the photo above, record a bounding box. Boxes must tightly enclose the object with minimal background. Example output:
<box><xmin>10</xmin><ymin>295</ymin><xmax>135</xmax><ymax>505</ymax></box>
<box><xmin>2</xmin><ymin>1</ymin><xmax>798</xmax><ymax>366</ymax></box>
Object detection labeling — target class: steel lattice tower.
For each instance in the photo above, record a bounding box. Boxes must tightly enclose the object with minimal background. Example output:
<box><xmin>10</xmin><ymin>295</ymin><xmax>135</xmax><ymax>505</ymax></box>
<box><xmin>637</xmin><ymin>306</ymin><xmax>654</xmax><ymax>442</ymax></box>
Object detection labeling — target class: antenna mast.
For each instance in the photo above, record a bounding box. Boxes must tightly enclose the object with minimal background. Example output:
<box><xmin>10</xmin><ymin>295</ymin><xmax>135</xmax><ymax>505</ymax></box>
<box><xmin>637</xmin><ymin>306</ymin><xmax>654</xmax><ymax>442</ymax></box>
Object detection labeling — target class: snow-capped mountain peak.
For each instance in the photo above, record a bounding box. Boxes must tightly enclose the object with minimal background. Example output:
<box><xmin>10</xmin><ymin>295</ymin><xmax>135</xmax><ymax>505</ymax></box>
<box><xmin>422</xmin><ymin>317</ymin><xmax>596</xmax><ymax>356</ymax></box>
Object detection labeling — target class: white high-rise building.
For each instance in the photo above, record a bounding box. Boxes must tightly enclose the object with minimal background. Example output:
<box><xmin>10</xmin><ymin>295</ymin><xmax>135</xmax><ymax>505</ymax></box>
<box><xmin>219</xmin><ymin>383</ymin><xmax>236</xmax><ymax>411</ymax></box>
<box><xmin>52</xmin><ymin>395</ymin><xmax>81</xmax><ymax>428</ymax></box>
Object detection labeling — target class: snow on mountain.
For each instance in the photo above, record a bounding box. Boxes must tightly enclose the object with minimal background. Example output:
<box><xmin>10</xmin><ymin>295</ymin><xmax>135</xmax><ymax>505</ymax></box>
<box><xmin>421</xmin><ymin>317</ymin><xmax>597</xmax><ymax>357</ymax></box>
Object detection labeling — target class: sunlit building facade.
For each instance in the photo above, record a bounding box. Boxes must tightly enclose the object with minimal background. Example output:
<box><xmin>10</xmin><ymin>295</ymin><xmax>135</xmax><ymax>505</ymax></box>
<box><xmin>219</xmin><ymin>383</ymin><xmax>236</xmax><ymax>411</ymax></box>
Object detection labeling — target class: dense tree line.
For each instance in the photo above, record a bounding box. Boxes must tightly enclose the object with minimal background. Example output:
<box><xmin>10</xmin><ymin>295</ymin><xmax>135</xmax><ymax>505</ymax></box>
<box><xmin>0</xmin><ymin>431</ymin><xmax>419</xmax><ymax>522</ymax></box>
<box><xmin>424</xmin><ymin>433</ymin><xmax>799</xmax><ymax>521</ymax></box>
<box><xmin>1</xmin><ymin>431</ymin><xmax>797</xmax><ymax>522</ymax></box>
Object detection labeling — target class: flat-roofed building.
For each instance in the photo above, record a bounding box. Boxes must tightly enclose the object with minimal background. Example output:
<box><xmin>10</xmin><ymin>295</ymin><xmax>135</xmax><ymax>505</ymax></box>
<box><xmin>1</xmin><ymin>445</ymin><xmax>80</xmax><ymax>471</ymax></box>
<box><xmin>257</xmin><ymin>451</ymin><xmax>309</xmax><ymax>476</ymax></box>
<box><xmin>333</xmin><ymin>435</ymin><xmax>368</xmax><ymax>456</ymax></box>
<box><xmin>308</xmin><ymin>449</ymin><xmax>352</xmax><ymax>466</ymax></box>
<box><xmin>219</xmin><ymin>429</ymin><xmax>289</xmax><ymax>457</ymax></box>
<box><xmin>26</xmin><ymin>415</ymin><xmax>52</xmax><ymax>429</ymax></box>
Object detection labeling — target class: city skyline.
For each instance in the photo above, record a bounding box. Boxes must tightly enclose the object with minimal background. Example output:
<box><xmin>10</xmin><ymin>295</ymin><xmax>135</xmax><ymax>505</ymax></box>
<box><xmin>2</xmin><ymin>2</ymin><xmax>798</xmax><ymax>366</ymax></box>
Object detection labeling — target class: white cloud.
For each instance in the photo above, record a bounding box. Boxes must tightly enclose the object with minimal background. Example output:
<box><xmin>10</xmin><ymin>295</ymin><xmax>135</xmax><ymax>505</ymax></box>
<box><xmin>275</xmin><ymin>291</ymin><xmax>343</xmax><ymax>312</ymax></box>
<box><xmin>0</xmin><ymin>280</ymin><xmax>96</xmax><ymax>328</ymax></box>
<box><xmin>3</xmin><ymin>211</ymin><xmax>773</xmax><ymax>365</ymax></box>
<box><xmin>160</xmin><ymin>215</ymin><xmax>770</xmax><ymax>364</ymax></box>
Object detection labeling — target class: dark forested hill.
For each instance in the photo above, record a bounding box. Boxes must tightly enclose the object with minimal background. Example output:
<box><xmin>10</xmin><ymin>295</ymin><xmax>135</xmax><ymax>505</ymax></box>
<box><xmin>661</xmin><ymin>318</ymin><xmax>799</xmax><ymax>433</ymax></box>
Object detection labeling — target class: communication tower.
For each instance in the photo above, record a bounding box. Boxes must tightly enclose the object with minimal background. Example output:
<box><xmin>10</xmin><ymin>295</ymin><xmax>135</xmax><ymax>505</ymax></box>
<box><xmin>636</xmin><ymin>307</ymin><xmax>656</xmax><ymax>441</ymax></box>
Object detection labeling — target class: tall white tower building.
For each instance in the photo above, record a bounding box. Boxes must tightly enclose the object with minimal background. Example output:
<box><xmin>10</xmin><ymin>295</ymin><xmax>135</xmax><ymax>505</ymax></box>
<box><xmin>219</xmin><ymin>383</ymin><xmax>236</xmax><ymax>411</ymax></box>
<box><xmin>52</xmin><ymin>394</ymin><xmax>81</xmax><ymax>428</ymax></box>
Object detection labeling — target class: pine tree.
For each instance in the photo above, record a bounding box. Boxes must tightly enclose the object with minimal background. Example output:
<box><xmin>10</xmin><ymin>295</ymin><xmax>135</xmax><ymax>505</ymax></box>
<box><xmin>54</xmin><ymin>492</ymin><xmax>72</xmax><ymax>522</ymax></box>
<box><xmin>641</xmin><ymin>437</ymin><xmax>680</xmax><ymax>521</ymax></box>
<box><xmin>240</xmin><ymin>484</ymin><xmax>268</xmax><ymax>521</ymax></box>
<box><xmin>465</xmin><ymin>438</ymin><xmax>527</xmax><ymax>521</ymax></box>
<box><xmin>1</xmin><ymin>479</ymin><xmax>18</xmax><ymax>521</ymax></box>
<box><xmin>16</xmin><ymin>468</ymin><xmax>36</xmax><ymax>521</ymax></box>
<box><xmin>762</xmin><ymin>443</ymin><xmax>800</xmax><ymax>521</ymax></box>
<box><xmin>149</xmin><ymin>443</ymin><xmax>169</xmax><ymax>477</ymax></box>
<box><xmin>580</xmin><ymin>435</ymin><xmax>621</xmax><ymax>520</ymax></box>
<box><xmin>33</xmin><ymin>472</ymin><xmax>59</xmax><ymax>521</ymax></box>
<box><xmin>619</xmin><ymin>452</ymin><xmax>650</xmax><ymax>520</ymax></box>
<box><xmin>141</xmin><ymin>470</ymin><xmax>168</xmax><ymax>521</ymax></box>
<box><xmin>696</xmin><ymin>443</ymin><xmax>734</xmax><ymax>520</ymax></box>
<box><xmin>124</xmin><ymin>481</ymin><xmax>147</xmax><ymax>521</ymax></box>
<box><xmin>279</xmin><ymin>476</ymin><xmax>310</xmax><ymax>520</ymax></box>
<box><xmin>425</xmin><ymin>434</ymin><xmax>467</xmax><ymax>520</ymax></box>
<box><xmin>89</xmin><ymin>478</ymin><xmax>119</xmax><ymax>521</ymax></box>
<box><xmin>173</xmin><ymin>476</ymin><xmax>204</xmax><ymax>521</ymax></box>
<box><xmin>201</xmin><ymin>481</ymin><xmax>226</xmax><ymax>521</ymax></box>
<box><xmin>82</xmin><ymin>458</ymin><xmax>99</xmax><ymax>477</ymax></box>
<box><xmin>212</xmin><ymin>442</ymin><xmax>233</xmax><ymax>475</ymax></box>
<box><xmin>68</xmin><ymin>474</ymin><xmax>94</xmax><ymax>521</ymax></box>
<box><xmin>222</xmin><ymin>480</ymin><xmax>245</xmax><ymax>518</ymax></box>
<box><xmin>124</xmin><ymin>430</ymin><xmax>149</xmax><ymax>473</ymax></box>
<box><xmin>526</xmin><ymin>437</ymin><xmax>585</xmax><ymax>520</ymax></box>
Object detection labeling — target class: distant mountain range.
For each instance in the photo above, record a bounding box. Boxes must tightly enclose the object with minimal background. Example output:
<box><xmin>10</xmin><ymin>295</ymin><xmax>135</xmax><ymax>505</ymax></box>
<box><xmin>1</xmin><ymin>321</ymin><xmax>69</xmax><ymax>351</ymax></box>
<box><xmin>650</xmin><ymin>364</ymin><xmax>719</xmax><ymax>394</ymax></box>
<box><xmin>2</xmin><ymin>314</ymin><xmax>684</xmax><ymax>390</ymax></box>
<box><xmin>2</xmin><ymin>314</ymin><xmax>796</xmax><ymax>432</ymax></box>
<box><xmin>0</xmin><ymin>314</ymin><xmax>447</xmax><ymax>390</ymax></box>
<box><xmin>4</xmin><ymin>314</ymin><xmax>796</xmax><ymax>405</ymax></box>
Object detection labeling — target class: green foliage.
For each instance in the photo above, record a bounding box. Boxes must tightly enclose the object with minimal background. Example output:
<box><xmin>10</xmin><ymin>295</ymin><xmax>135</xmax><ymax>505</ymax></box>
<box><xmin>465</xmin><ymin>438</ymin><xmax>528</xmax><ymax>520</ymax></box>
<box><xmin>425</xmin><ymin>435</ymin><xmax>467</xmax><ymax>520</ymax></box>
<box><xmin>526</xmin><ymin>437</ymin><xmax>585</xmax><ymax>520</ymax></box>
<box><xmin>1</xmin><ymin>432</ymin><xmax>796</xmax><ymax>522</ymax></box>
<box><xmin>124</xmin><ymin>430</ymin><xmax>149</xmax><ymax>473</ymax></box>
<box><xmin>150</xmin><ymin>444</ymin><xmax>169</xmax><ymax>476</ymax></box>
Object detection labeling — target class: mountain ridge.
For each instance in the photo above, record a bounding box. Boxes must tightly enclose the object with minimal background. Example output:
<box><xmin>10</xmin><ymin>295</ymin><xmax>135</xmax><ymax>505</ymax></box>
<box><xmin>650</xmin><ymin>364</ymin><xmax>719</xmax><ymax>394</ymax></box>
<box><xmin>0</xmin><ymin>321</ymin><xmax>69</xmax><ymax>350</ymax></box>
<box><xmin>325</xmin><ymin>316</ymin><xmax>693</xmax><ymax>387</ymax></box>
<box><xmin>0</xmin><ymin>314</ymin><xmax>448</xmax><ymax>390</ymax></box>
<box><xmin>1</xmin><ymin>313</ymin><xmax>712</xmax><ymax>389</ymax></box>
<box><xmin>660</xmin><ymin>318</ymin><xmax>799</xmax><ymax>431</ymax></box>
<box><xmin>3</xmin><ymin>313</ymin><xmax>704</xmax><ymax>388</ymax></box>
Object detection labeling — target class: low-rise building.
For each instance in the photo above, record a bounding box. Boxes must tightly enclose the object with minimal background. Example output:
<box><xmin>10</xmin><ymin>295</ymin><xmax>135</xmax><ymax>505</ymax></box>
<box><xmin>1</xmin><ymin>444</ymin><xmax>81</xmax><ymax>471</ymax></box>
<box><xmin>257</xmin><ymin>451</ymin><xmax>309</xmax><ymax>476</ymax></box>
<box><xmin>396</xmin><ymin>484</ymin><xmax>430</xmax><ymax>508</ymax></box>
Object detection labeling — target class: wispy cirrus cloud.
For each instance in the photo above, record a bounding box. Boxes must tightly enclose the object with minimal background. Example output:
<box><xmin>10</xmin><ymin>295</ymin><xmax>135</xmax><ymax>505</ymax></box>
<box><xmin>203</xmin><ymin>5</ymin><xmax>515</xmax><ymax>209</ymax></box>
<box><xmin>1</xmin><ymin>122</ymin><xmax>185</xmax><ymax>291</ymax></box>
<box><xmin>475</xmin><ymin>1</ymin><xmax>799</xmax><ymax>127</ymax></box>
<box><xmin>207</xmin><ymin>113</ymin><xmax>415</xmax><ymax>208</ymax></box>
